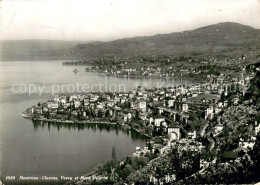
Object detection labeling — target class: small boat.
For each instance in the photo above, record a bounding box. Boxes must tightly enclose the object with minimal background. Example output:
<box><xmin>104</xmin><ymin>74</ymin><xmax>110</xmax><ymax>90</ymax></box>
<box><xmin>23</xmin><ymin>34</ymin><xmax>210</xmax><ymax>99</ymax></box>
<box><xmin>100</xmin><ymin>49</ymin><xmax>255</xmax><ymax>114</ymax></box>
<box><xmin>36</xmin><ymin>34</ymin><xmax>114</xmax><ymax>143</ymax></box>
<box><xmin>73</xmin><ymin>68</ymin><xmax>79</xmax><ymax>73</ymax></box>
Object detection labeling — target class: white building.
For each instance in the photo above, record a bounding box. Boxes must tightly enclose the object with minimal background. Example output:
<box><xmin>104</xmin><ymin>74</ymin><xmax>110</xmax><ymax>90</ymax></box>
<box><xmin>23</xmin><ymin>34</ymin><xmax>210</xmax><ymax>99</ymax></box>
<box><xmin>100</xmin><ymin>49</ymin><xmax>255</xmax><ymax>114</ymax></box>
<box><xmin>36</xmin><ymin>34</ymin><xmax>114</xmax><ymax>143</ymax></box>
<box><xmin>168</xmin><ymin>99</ymin><xmax>175</xmax><ymax>107</ymax></box>
<box><xmin>123</xmin><ymin>113</ymin><xmax>132</xmax><ymax>122</ymax></box>
<box><xmin>152</xmin><ymin>117</ymin><xmax>165</xmax><ymax>127</ymax></box>
<box><xmin>107</xmin><ymin>100</ymin><xmax>115</xmax><ymax>107</ymax></box>
<box><xmin>214</xmin><ymin>124</ymin><xmax>224</xmax><ymax>135</ymax></box>
<box><xmin>255</xmin><ymin>121</ymin><xmax>260</xmax><ymax>135</ymax></box>
<box><xmin>239</xmin><ymin>140</ymin><xmax>255</xmax><ymax>150</ymax></box>
<box><xmin>182</xmin><ymin>104</ymin><xmax>189</xmax><ymax>112</ymax></box>
<box><xmin>138</xmin><ymin>100</ymin><xmax>146</xmax><ymax>110</ymax></box>
<box><xmin>168</xmin><ymin>127</ymin><xmax>180</xmax><ymax>140</ymax></box>
<box><xmin>218</xmin><ymin>102</ymin><xmax>223</xmax><ymax>108</ymax></box>
<box><xmin>187</xmin><ymin>130</ymin><xmax>196</xmax><ymax>139</ymax></box>
<box><xmin>96</xmin><ymin>104</ymin><xmax>103</xmax><ymax>109</ymax></box>
<box><xmin>215</xmin><ymin>107</ymin><xmax>222</xmax><ymax>114</ymax></box>
<box><xmin>233</xmin><ymin>97</ymin><xmax>239</xmax><ymax>105</ymax></box>
<box><xmin>60</xmin><ymin>99</ymin><xmax>67</xmax><ymax>104</ymax></box>
<box><xmin>51</xmin><ymin>102</ymin><xmax>59</xmax><ymax>109</ymax></box>
<box><xmin>205</xmin><ymin>106</ymin><xmax>214</xmax><ymax>120</ymax></box>
<box><xmin>74</xmin><ymin>101</ymin><xmax>81</xmax><ymax>108</ymax></box>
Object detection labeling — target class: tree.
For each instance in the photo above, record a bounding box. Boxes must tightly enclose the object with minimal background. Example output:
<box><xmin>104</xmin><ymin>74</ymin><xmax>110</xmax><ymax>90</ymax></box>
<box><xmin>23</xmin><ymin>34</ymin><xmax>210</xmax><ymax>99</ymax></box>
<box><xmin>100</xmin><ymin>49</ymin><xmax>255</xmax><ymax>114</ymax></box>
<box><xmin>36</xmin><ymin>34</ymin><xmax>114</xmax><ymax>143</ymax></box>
<box><xmin>97</xmin><ymin>109</ymin><xmax>103</xmax><ymax>118</ymax></box>
<box><xmin>220</xmin><ymin>91</ymin><xmax>225</xmax><ymax>102</ymax></box>
<box><xmin>148</xmin><ymin>141</ymin><xmax>153</xmax><ymax>151</ymax></box>
<box><xmin>165</xmin><ymin>100</ymin><xmax>169</xmax><ymax>107</ymax></box>
<box><xmin>72</xmin><ymin>104</ymin><xmax>75</xmax><ymax>110</ymax></box>
<box><xmin>77</xmin><ymin>111</ymin><xmax>81</xmax><ymax>119</ymax></box>
<box><xmin>127</xmin><ymin>170</ymin><xmax>146</xmax><ymax>184</ymax></box>
<box><xmin>112</xmin><ymin>147</ymin><xmax>117</xmax><ymax>161</ymax></box>
<box><xmin>154</xmin><ymin>148</ymin><xmax>160</xmax><ymax>156</ymax></box>
<box><xmin>121</xmin><ymin>164</ymin><xmax>134</xmax><ymax>180</ymax></box>
<box><xmin>105</xmin><ymin>109</ymin><xmax>110</xmax><ymax>117</ymax></box>
<box><xmin>125</xmin><ymin>156</ymin><xmax>132</xmax><ymax>165</ymax></box>
<box><xmin>135</xmin><ymin>109</ymin><xmax>140</xmax><ymax>120</ymax></box>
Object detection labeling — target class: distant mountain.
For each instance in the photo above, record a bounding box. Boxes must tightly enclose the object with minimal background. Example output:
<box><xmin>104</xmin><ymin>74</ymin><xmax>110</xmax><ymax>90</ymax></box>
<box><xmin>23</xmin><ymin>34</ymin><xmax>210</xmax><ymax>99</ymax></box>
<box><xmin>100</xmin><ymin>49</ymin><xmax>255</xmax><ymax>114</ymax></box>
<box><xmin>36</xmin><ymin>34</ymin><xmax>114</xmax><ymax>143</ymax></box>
<box><xmin>0</xmin><ymin>40</ymin><xmax>90</xmax><ymax>60</ymax></box>
<box><xmin>69</xmin><ymin>22</ymin><xmax>260</xmax><ymax>58</ymax></box>
<box><xmin>1</xmin><ymin>22</ymin><xmax>260</xmax><ymax>60</ymax></box>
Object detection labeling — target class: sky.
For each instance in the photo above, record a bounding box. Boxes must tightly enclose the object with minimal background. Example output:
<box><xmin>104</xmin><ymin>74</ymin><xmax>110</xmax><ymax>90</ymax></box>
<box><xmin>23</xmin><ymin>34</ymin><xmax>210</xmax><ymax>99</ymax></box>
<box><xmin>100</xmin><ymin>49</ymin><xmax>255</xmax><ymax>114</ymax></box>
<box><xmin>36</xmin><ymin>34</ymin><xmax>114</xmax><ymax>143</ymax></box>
<box><xmin>1</xmin><ymin>0</ymin><xmax>260</xmax><ymax>41</ymax></box>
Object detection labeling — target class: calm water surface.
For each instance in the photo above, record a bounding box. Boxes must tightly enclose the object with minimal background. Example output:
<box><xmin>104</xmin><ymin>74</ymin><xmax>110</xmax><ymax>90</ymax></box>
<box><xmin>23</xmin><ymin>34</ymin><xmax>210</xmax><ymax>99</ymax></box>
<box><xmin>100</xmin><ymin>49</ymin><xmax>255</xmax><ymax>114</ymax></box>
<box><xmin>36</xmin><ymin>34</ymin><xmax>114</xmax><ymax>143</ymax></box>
<box><xmin>0</xmin><ymin>60</ymin><xmax>190</xmax><ymax>178</ymax></box>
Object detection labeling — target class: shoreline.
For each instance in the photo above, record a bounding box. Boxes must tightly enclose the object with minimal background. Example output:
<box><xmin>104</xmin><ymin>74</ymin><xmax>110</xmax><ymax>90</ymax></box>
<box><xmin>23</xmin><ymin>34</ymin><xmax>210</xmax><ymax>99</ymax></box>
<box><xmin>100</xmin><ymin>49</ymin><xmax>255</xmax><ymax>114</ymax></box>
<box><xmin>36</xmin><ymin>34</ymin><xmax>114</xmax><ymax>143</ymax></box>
<box><xmin>86</xmin><ymin>71</ymin><xmax>201</xmax><ymax>82</ymax></box>
<box><xmin>64</xmin><ymin>62</ymin><xmax>204</xmax><ymax>83</ymax></box>
<box><xmin>22</xmin><ymin>113</ymin><xmax>151</xmax><ymax>138</ymax></box>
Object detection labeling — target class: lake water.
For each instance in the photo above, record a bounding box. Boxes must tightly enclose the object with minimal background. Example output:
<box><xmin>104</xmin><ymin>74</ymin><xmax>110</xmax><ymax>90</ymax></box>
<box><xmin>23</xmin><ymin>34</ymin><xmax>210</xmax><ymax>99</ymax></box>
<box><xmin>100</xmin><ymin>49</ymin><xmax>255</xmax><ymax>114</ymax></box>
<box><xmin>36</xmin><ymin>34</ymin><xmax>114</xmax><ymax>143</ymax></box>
<box><xmin>0</xmin><ymin>60</ymin><xmax>191</xmax><ymax>180</ymax></box>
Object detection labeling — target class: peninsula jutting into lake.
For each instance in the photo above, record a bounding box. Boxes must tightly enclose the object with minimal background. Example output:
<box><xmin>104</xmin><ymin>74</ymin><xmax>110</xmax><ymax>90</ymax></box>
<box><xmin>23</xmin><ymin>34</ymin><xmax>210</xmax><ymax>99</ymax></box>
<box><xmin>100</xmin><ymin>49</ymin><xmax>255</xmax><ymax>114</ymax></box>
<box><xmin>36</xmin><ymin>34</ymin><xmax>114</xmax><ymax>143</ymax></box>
<box><xmin>21</xmin><ymin>61</ymin><xmax>260</xmax><ymax>184</ymax></box>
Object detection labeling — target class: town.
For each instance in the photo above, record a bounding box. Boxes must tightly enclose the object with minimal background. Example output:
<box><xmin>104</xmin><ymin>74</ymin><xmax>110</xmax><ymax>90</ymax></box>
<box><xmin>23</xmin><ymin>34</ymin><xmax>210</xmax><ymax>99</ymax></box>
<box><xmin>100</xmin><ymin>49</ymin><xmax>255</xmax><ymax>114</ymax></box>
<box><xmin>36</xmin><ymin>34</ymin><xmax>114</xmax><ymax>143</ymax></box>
<box><xmin>63</xmin><ymin>54</ymin><xmax>250</xmax><ymax>81</ymax></box>
<box><xmin>23</xmin><ymin>61</ymin><xmax>260</xmax><ymax>184</ymax></box>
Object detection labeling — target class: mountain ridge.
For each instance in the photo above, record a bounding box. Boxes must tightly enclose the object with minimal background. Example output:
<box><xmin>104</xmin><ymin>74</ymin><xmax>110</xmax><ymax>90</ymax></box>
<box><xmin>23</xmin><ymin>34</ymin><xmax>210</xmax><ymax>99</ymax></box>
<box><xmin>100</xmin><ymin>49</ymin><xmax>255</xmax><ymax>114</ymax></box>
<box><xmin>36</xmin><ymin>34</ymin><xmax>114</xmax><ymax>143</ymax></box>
<box><xmin>1</xmin><ymin>22</ymin><xmax>260</xmax><ymax>60</ymax></box>
<box><xmin>69</xmin><ymin>22</ymin><xmax>260</xmax><ymax>58</ymax></box>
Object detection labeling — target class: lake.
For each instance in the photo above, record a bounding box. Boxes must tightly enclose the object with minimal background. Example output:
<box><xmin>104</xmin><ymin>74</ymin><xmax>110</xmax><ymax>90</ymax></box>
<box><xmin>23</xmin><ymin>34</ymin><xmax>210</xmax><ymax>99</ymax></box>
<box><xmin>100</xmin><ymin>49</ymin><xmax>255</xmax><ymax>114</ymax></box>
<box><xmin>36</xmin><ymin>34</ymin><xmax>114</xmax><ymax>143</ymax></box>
<box><xmin>0</xmin><ymin>60</ymin><xmax>191</xmax><ymax>180</ymax></box>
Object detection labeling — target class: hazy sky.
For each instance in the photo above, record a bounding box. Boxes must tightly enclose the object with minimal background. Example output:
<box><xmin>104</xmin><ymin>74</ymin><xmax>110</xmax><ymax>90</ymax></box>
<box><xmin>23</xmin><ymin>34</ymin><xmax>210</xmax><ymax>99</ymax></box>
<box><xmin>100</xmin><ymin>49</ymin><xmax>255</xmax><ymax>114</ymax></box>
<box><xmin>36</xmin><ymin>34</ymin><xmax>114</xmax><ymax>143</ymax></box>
<box><xmin>1</xmin><ymin>0</ymin><xmax>260</xmax><ymax>41</ymax></box>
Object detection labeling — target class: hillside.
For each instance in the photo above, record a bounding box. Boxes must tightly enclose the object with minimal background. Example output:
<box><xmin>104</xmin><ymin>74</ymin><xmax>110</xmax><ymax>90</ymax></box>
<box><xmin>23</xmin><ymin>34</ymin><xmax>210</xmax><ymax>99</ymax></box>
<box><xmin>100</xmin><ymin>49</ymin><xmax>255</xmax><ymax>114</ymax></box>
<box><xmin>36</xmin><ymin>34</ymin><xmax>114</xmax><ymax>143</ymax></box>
<box><xmin>0</xmin><ymin>40</ymin><xmax>89</xmax><ymax>60</ymax></box>
<box><xmin>70</xmin><ymin>22</ymin><xmax>260</xmax><ymax>58</ymax></box>
<box><xmin>1</xmin><ymin>22</ymin><xmax>260</xmax><ymax>60</ymax></box>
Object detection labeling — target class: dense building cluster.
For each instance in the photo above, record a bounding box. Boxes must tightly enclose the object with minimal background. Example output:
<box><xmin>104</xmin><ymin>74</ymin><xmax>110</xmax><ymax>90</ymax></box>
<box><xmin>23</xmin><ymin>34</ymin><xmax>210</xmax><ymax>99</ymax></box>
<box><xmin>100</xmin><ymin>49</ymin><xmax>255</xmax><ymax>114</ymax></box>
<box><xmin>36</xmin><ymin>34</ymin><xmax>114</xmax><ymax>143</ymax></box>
<box><xmin>23</xmin><ymin>62</ymin><xmax>260</xmax><ymax>184</ymax></box>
